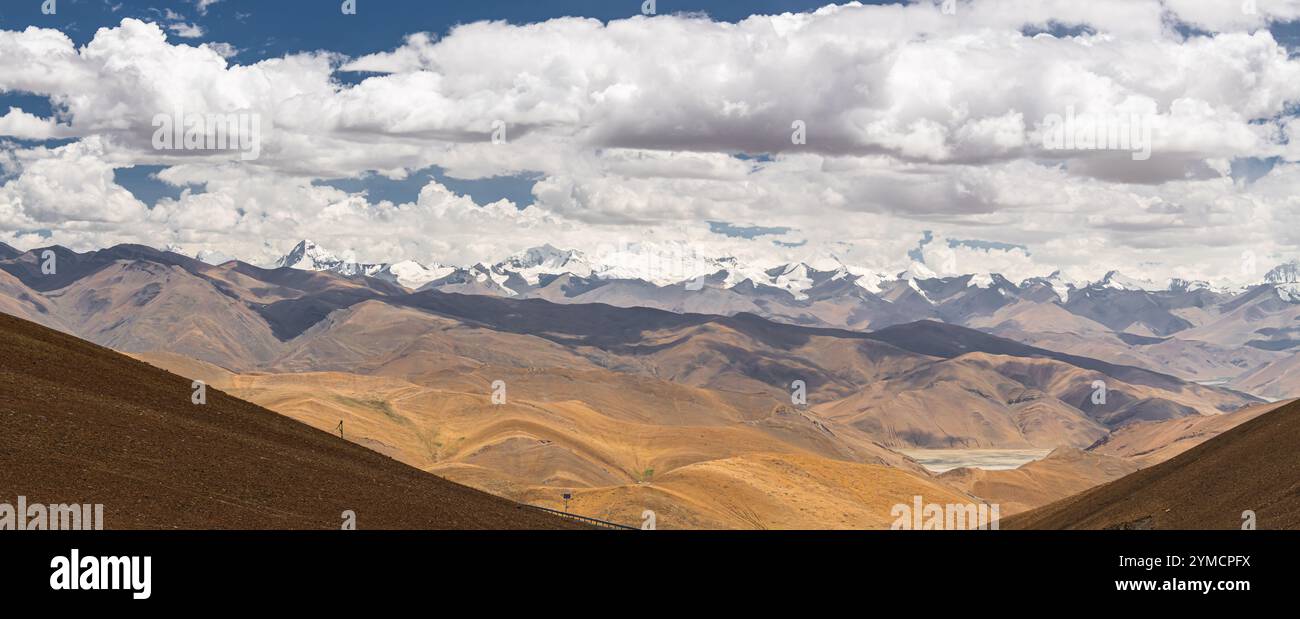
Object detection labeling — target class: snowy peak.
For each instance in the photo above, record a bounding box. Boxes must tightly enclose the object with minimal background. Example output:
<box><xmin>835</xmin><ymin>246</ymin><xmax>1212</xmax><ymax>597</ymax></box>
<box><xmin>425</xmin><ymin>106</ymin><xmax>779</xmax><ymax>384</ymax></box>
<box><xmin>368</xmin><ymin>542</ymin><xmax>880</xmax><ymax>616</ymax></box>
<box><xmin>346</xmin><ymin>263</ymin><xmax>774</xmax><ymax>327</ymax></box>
<box><xmin>1082</xmin><ymin>271</ymin><xmax>1223</xmax><ymax>295</ymax></box>
<box><xmin>495</xmin><ymin>244</ymin><xmax>593</xmax><ymax>285</ymax></box>
<box><xmin>275</xmin><ymin>240</ymin><xmax>349</xmax><ymax>272</ymax></box>
<box><xmin>499</xmin><ymin>244</ymin><xmax>586</xmax><ymax>270</ymax></box>
<box><xmin>1262</xmin><ymin>260</ymin><xmax>1300</xmax><ymax>303</ymax></box>
<box><xmin>844</xmin><ymin>266</ymin><xmax>889</xmax><ymax>294</ymax></box>
<box><xmin>374</xmin><ymin>260</ymin><xmax>455</xmax><ymax>290</ymax></box>
<box><xmin>904</xmin><ymin>261</ymin><xmax>939</xmax><ymax>281</ymax></box>
<box><xmin>417</xmin><ymin>264</ymin><xmax>519</xmax><ymax>296</ymax></box>
<box><xmin>685</xmin><ymin>260</ymin><xmax>770</xmax><ymax>290</ymax></box>
<box><xmin>273</xmin><ymin>239</ymin><xmax>386</xmax><ymax>278</ymax></box>
<box><xmin>1265</xmin><ymin>260</ymin><xmax>1300</xmax><ymax>285</ymax></box>
<box><xmin>1168</xmin><ymin>278</ymin><xmax>1216</xmax><ymax>293</ymax></box>
<box><xmin>161</xmin><ymin>244</ymin><xmax>234</xmax><ymax>266</ymax></box>
<box><xmin>753</xmin><ymin>262</ymin><xmax>886</xmax><ymax>300</ymax></box>
<box><xmin>587</xmin><ymin>242</ymin><xmax>735</xmax><ymax>285</ymax></box>
<box><xmin>967</xmin><ymin>273</ymin><xmax>996</xmax><ymax>289</ymax></box>
<box><xmin>962</xmin><ymin>273</ymin><xmax>1018</xmax><ymax>292</ymax></box>
<box><xmin>1094</xmin><ymin>270</ymin><xmax>1162</xmax><ymax>292</ymax></box>
<box><xmin>1020</xmin><ymin>271</ymin><xmax>1074</xmax><ymax>303</ymax></box>
<box><xmin>275</xmin><ymin>240</ymin><xmax>447</xmax><ymax>289</ymax></box>
<box><xmin>766</xmin><ymin>263</ymin><xmax>816</xmax><ymax>299</ymax></box>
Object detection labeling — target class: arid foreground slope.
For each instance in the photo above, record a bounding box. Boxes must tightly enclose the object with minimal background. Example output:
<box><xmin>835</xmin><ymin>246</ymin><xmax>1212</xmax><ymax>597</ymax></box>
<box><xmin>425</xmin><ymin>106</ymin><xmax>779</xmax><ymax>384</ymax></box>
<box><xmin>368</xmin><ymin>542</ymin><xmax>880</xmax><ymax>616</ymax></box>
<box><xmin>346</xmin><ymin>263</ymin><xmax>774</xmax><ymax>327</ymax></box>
<box><xmin>0</xmin><ymin>312</ymin><xmax>582</xmax><ymax>530</ymax></box>
<box><xmin>1005</xmin><ymin>399</ymin><xmax>1300</xmax><ymax>530</ymax></box>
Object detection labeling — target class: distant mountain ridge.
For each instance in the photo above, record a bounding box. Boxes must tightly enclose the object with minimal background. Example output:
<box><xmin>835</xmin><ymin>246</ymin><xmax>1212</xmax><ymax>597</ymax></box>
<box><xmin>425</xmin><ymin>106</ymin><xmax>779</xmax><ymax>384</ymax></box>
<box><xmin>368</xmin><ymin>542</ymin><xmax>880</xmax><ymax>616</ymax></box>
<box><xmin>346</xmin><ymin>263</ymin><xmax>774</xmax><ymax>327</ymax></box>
<box><xmin>261</xmin><ymin>239</ymin><xmax>1277</xmax><ymax>304</ymax></box>
<box><xmin>7</xmin><ymin>240</ymin><xmax>1300</xmax><ymax>400</ymax></box>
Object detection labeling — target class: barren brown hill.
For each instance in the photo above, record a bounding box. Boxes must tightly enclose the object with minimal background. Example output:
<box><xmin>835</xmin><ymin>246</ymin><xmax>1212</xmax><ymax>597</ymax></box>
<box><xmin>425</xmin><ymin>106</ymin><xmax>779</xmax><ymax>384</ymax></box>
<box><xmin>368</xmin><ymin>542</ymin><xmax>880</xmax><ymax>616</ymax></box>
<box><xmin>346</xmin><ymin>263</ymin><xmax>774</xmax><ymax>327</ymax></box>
<box><xmin>1005</xmin><ymin>399</ymin><xmax>1300</xmax><ymax>530</ymax></box>
<box><xmin>1087</xmin><ymin>399</ymin><xmax>1294</xmax><ymax>465</ymax></box>
<box><xmin>0</xmin><ymin>268</ymin><xmax>64</xmax><ymax>331</ymax></box>
<box><xmin>135</xmin><ymin>347</ymin><xmax>944</xmax><ymax>529</ymax></box>
<box><xmin>989</xmin><ymin>324</ymin><xmax>1279</xmax><ymax>385</ymax></box>
<box><xmin>0</xmin><ymin>312</ymin><xmax>582</xmax><ymax>530</ymax></box>
<box><xmin>0</xmin><ymin>244</ymin><xmax>405</xmax><ymax>371</ymax></box>
<box><xmin>816</xmin><ymin>356</ymin><xmax>1109</xmax><ymax>449</ymax></box>
<box><xmin>1232</xmin><ymin>353</ymin><xmax>1300</xmax><ymax>401</ymax></box>
<box><xmin>940</xmin><ymin>447</ymin><xmax>1139</xmax><ymax>515</ymax></box>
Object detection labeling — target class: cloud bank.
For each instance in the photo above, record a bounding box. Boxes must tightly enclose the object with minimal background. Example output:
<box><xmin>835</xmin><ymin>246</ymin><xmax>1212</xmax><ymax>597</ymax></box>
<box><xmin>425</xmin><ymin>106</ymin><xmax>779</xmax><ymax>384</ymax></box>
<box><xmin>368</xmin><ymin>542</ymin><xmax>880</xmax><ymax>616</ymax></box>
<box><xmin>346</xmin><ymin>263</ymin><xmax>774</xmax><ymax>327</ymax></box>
<box><xmin>2</xmin><ymin>1</ymin><xmax>1300</xmax><ymax>285</ymax></box>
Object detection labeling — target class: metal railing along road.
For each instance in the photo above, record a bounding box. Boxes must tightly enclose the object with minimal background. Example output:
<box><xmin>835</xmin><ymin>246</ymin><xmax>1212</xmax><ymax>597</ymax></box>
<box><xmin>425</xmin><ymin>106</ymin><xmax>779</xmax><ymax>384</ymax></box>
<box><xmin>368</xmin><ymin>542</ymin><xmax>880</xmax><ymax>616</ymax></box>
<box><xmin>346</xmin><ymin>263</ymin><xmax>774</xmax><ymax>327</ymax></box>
<box><xmin>521</xmin><ymin>504</ymin><xmax>638</xmax><ymax>530</ymax></box>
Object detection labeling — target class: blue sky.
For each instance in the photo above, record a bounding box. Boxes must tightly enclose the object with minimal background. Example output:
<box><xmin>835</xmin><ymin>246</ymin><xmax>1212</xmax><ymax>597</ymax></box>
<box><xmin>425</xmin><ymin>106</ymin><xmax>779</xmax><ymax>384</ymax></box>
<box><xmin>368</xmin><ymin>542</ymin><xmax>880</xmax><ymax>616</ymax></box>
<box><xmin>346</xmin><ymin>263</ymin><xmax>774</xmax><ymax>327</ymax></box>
<box><xmin>0</xmin><ymin>0</ymin><xmax>873</xmax><ymax>209</ymax></box>
<box><xmin>0</xmin><ymin>0</ymin><xmax>853</xmax><ymax>60</ymax></box>
<box><xmin>2</xmin><ymin>0</ymin><xmax>1295</xmax><ymax>58</ymax></box>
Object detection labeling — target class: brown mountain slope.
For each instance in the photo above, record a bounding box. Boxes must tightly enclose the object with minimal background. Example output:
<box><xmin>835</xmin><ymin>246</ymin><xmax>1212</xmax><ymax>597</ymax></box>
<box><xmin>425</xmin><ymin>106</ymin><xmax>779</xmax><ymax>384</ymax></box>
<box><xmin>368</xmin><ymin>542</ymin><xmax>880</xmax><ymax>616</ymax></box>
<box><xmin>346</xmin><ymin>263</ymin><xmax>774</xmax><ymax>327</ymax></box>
<box><xmin>940</xmin><ymin>447</ymin><xmax>1139</xmax><ymax>516</ymax></box>
<box><xmin>46</xmin><ymin>260</ymin><xmax>284</xmax><ymax>370</ymax></box>
<box><xmin>1175</xmin><ymin>286</ymin><xmax>1300</xmax><ymax>349</ymax></box>
<box><xmin>955</xmin><ymin>353</ymin><xmax>1251</xmax><ymax>426</ymax></box>
<box><xmin>0</xmin><ymin>268</ymin><xmax>65</xmax><ymax>331</ymax></box>
<box><xmin>135</xmin><ymin>349</ymin><xmax>940</xmax><ymax>527</ymax></box>
<box><xmin>1231</xmin><ymin>353</ymin><xmax>1300</xmax><ymax>400</ymax></box>
<box><xmin>0</xmin><ymin>312</ymin><xmax>581</xmax><ymax>530</ymax></box>
<box><xmin>816</xmin><ymin>356</ymin><xmax>1110</xmax><ymax>449</ymax></box>
<box><xmin>991</xmin><ymin>325</ymin><xmax>1279</xmax><ymax>385</ymax></box>
<box><xmin>811</xmin><ymin>349</ymin><xmax>1255</xmax><ymax>450</ymax></box>
<box><xmin>0</xmin><ymin>244</ymin><xmax>407</xmax><ymax>371</ymax></box>
<box><xmin>1005</xmin><ymin>399</ymin><xmax>1300</xmax><ymax>530</ymax></box>
<box><xmin>1086</xmin><ymin>399</ymin><xmax>1293</xmax><ymax>465</ymax></box>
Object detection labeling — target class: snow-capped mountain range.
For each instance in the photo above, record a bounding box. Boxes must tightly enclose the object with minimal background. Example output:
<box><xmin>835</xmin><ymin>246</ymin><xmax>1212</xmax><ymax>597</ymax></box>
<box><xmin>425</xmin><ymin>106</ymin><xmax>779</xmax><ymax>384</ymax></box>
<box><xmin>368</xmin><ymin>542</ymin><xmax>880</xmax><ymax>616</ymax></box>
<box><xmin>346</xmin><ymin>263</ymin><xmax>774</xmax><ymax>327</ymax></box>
<box><xmin>273</xmin><ymin>240</ymin><xmax>454</xmax><ymax>289</ymax></box>
<box><xmin>247</xmin><ymin>240</ymin><xmax>1300</xmax><ymax>373</ymax></box>
<box><xmin>259</xmin><ymin>239</ymin><xmax>1250</xmax><ymax>302</ymax></box>
<box><xmin>14</xmin><ymin>238</ymin><xmax>1300</xmax><ymax>397</ymax></box>
<box><xmin>265</xmin><ymin>239</ymin><xmax>899</xmax><ymax>298</ymax></box>
<box><xmin>220</xmin><ymin>239</ymin><xmax>1300</xmax><ymax>352</ymax></box>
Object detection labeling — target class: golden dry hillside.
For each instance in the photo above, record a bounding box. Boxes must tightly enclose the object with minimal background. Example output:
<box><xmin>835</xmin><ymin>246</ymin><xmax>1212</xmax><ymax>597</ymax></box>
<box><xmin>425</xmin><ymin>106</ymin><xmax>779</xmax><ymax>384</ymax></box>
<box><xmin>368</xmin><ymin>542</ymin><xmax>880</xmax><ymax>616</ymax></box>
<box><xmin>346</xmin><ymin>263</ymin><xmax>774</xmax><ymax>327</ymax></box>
<box><xmin>1006</xmin><ymin>400</ymin><xmax>1300</xmax><ymax>530</ymax></box>
<box><xmin>136</xmin><ymin>351</ymin><xmax>960</xmax><ymax>529</ymax></box>
<box><xmin>0</xmin><ymin>313</ymin><xmax>582</xmax><ymax>530</ymax></box>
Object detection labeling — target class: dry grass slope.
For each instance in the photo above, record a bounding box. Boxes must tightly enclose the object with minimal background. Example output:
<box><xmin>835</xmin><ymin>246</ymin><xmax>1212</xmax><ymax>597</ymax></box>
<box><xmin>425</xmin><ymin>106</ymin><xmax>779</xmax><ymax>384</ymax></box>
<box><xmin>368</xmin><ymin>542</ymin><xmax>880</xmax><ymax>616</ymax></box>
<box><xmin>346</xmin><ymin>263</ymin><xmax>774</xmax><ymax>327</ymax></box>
<box><xmin>1005</xmin><ymin>399</ymin><xmax>1300</xmax><ymax>530</ymax></box>
<box><xmin>0</xmin><ymin>313</ymin><xmax>582</xmax><ymax>530</ymax></box>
